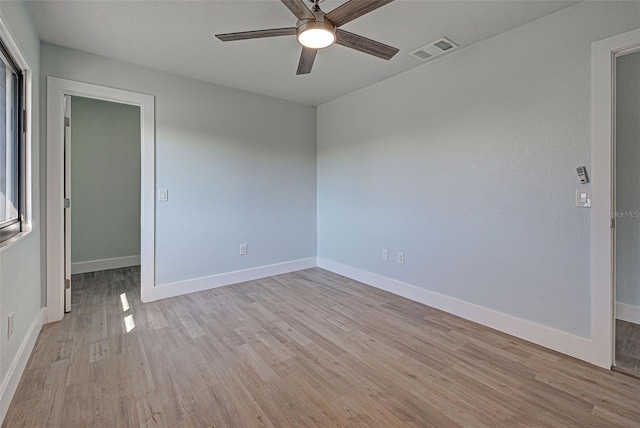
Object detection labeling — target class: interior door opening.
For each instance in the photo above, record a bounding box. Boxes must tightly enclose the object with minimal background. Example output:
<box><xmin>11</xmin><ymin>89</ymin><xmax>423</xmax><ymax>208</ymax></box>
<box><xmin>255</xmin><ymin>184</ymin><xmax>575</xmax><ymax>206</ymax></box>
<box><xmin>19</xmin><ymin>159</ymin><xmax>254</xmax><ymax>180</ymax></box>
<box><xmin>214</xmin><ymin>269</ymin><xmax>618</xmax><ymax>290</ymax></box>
<box><xmin>63</xmin><ymin>95</ymin><xmax>142</xmax><ymax>313</ymax></box>
<box><xmin>613</xmin><ymin>49</ymin><xmax>640</xmax><ymax>378</ymax></box>
<box><xmin>47</xmin><ymin>77</ymin><xmax>155</xmax><ymax>323</ymax></box>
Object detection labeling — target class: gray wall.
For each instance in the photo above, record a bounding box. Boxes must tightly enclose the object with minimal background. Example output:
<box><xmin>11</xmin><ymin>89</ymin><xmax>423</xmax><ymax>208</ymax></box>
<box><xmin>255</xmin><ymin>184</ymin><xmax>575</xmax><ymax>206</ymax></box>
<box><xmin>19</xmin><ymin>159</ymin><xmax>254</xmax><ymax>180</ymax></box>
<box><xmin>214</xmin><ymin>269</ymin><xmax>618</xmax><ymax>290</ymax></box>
<box><xmin>0</xmin><ymin>0</ymin><xmax>41</xmax><ymax>387</ymax></box>
<box><xmin>41</xmin><ymin>43</ymin><xmax>317</xmax><ymax>286</ymax></box>
<box><xmin>616</xmin><ymin>51</ymin><xmax>640</xmax><ymax>308</ymax></box>
<box><xmin>70</xmin><ymin>96</ymin><xmax>141</xmax><ymax>265</ymax></box>
<box><xmin>317</xmin><ymin>1</ymin><xmax>640</xmax><ymax>338</ymax></box>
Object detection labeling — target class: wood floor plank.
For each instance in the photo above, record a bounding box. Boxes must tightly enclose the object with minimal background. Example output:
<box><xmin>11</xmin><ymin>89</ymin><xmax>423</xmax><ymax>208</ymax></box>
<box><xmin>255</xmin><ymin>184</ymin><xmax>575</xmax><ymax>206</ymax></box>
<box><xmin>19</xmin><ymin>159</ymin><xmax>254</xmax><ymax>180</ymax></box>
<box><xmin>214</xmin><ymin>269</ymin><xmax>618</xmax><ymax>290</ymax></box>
<box><xmin>4</xmin><ymin>266</ymin><xmax>640</xmax><ymax>427</ymax></box>
<box><xmin>145</xmin><ymin>302</ymin><xmax>169</xmax><ymax>330</ymax></box>
<box><xmin>60</xmin><ymin>382</ymin><xmax>91</xmax><ymax>426</ymax></box>
<box><xmin>616</xmin><ymin>319</ymin><xmax>640</xmax><ymax>378</ymax></box>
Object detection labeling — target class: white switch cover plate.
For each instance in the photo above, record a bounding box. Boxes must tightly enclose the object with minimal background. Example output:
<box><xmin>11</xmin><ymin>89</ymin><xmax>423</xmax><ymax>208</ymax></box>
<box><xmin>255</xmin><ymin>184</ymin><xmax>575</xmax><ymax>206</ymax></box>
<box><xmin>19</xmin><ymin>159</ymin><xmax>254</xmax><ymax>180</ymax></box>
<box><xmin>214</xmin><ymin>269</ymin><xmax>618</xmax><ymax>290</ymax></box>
<box><xmin>382</xmin><ymin>249</ymin><xmax>389</xmax><ymax>261</ymax></box>
<box><xmin>576</xmin><ymin>189</ymin><xmax>591</xmax><ymax>208</ymax></box>
<box><xmin>397</xmin><ymin>251</ymin><xmax>405</xmax><ymax>265</ymax></box>
<box><xmin>158</xmin><ymin>189</ymin><xmax>168</xmax><ymax>202</ymax></box>
<box><xmin>240</xmin><ymin>244</ymin><xmax>247</xmax><ymax>255</ymax></box>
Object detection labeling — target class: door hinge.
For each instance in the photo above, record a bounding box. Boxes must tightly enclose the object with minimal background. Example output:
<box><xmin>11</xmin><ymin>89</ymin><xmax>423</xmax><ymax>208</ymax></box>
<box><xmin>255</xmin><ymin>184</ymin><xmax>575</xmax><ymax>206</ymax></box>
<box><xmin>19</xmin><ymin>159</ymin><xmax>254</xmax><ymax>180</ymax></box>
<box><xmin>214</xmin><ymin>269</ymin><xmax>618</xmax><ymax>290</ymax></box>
<box><xmin>64</xmin><ymin>198</ymin><xmax>71</xmax><ymax>209</ymax></box>
<box><xmin>64</xmin><ymin>116</ymin><xmax>70</xmax><ymax>127</ymax></box>
<box><xmin>65</xmin><ymin>279</ymin><xmax>71</xmax><ymax>290</ymax></box>
<box><xmin>22</xmin><ymin>110</ymin><xmax>27</xmax><ymax>133</ymax></box>
<box><xmin>611</xmin><ymin>218</ymin><xmax>615</xmax><ymax>229</ymax></box>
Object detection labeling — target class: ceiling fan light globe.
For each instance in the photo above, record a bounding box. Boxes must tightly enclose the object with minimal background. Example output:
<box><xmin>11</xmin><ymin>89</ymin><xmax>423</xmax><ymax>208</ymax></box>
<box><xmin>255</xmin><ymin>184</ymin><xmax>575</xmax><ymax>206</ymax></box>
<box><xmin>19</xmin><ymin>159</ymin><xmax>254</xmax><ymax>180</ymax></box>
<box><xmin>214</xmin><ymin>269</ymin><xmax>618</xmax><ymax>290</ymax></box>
<box><xmin>297</xmin><ymin>21</ymin><xmax>336</xmax><ymax>49</ymax></box>
<box><xmin>298</xmin><ymin>28</ymin><xmax>335</xmax><ymax>48</ymax></box>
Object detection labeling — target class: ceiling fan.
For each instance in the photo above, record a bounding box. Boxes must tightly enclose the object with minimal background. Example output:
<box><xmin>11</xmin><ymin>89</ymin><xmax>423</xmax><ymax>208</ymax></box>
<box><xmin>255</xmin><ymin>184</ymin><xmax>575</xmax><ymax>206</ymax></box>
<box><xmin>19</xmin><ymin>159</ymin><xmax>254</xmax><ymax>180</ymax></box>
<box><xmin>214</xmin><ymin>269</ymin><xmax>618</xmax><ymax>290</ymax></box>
<box><xmin>215</xmin><ymin>0</ymin><xmax>399</xmax><ymax>75</ymax></box>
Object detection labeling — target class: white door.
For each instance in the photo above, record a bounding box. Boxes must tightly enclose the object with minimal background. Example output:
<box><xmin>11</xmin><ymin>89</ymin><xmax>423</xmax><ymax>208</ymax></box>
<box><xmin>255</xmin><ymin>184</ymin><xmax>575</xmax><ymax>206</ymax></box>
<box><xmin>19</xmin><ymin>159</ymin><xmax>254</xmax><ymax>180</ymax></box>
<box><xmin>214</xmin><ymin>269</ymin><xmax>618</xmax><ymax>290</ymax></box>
<box><xmin>64</xmin><ymin>95</ymin><xmax>71</xmax><ymax>313</ymax></box>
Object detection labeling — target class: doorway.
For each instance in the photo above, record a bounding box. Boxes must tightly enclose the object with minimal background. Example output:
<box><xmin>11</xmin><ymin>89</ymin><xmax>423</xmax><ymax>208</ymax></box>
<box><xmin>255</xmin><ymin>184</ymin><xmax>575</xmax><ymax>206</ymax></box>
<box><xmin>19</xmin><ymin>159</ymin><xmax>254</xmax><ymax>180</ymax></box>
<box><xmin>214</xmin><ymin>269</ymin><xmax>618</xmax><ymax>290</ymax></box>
<box><xmin>63</xmin><ymin>95</ymin><xmax>142</xmax><ymax>312</ymax></box>
<box><xmin>46</xmin><ymin>77</ymin><xmax>155</xmax><ymax>323</ymax></box>
<box><xmin>591</xmin><ymin>28</ymin><xmax>640</xmax><ymax>370</ymax></box>
<box><xmin>613</xmin><ymin>50</ymin><xmax>640</xmax><ymax>377</ymax></box>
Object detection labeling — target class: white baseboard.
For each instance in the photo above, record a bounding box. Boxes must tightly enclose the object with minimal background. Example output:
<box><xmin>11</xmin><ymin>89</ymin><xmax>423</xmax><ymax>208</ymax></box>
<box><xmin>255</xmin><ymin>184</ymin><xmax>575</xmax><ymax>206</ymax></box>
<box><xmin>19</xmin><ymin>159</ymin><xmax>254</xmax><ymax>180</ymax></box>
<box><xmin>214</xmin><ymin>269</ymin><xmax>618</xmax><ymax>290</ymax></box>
<box><xmin>616</xmin><ymin>302</ymin><xmax>640</xmax><ymax>325</ymax></box>
<box><xmin>71</xmin><ymin>255</ymin><xmax>140</xmax><ymax>274</ymax></box>
<box><xmin>1</xmin><ymin>308</ymin><xmax>44</xmax><ymax>424</ymax></box>
<box><xmin>152</xmin><ymin>257</ymin><xmax>317</xmax><ymax>301</ymax></box>
<box><xmin>317</xmin><ymin>258</ymin><xmax>593</xmax><ymax>364</ymax></box>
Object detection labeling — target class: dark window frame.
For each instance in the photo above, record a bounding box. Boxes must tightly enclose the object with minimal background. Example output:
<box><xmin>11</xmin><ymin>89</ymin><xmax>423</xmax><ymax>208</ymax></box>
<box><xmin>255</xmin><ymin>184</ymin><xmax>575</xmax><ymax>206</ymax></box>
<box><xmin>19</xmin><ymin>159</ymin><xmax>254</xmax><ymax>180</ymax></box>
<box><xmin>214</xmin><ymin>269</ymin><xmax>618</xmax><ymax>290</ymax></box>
<box><xmin>0</xmin><ymin>39</ymin><xmax>25</xmax><ymax>244</ymax></box>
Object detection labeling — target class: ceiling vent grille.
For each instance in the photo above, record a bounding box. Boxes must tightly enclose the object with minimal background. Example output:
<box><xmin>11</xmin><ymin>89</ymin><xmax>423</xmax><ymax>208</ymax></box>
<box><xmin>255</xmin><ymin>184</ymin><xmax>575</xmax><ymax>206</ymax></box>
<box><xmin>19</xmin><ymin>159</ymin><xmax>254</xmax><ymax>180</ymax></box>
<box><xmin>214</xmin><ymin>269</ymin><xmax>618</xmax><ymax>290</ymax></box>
<box><xmin>409</xmin><ymin>37</ymin><xmax>458</xmax><ymax>62</ymax></box>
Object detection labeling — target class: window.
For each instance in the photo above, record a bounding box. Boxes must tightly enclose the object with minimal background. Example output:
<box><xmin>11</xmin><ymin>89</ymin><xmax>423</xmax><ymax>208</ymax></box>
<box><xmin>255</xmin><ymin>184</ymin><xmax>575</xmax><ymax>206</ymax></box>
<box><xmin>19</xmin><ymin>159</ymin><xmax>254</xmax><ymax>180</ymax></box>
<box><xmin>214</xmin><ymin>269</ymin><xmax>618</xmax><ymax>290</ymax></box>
<box><xmin>0</xmin><ymin>40</ymin><xmax>24</xmax><ymax>243</ymax></box>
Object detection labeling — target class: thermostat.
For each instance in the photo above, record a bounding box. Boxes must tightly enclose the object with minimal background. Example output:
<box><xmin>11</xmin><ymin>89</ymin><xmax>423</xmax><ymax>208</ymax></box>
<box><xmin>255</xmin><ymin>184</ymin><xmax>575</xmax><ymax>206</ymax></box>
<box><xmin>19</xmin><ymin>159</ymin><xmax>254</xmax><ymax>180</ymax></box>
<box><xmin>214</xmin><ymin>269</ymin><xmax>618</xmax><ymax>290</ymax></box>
<box><xmin>576</xmin><ymin>166</ymin><xmax>589</xmax><ymax>184</ymax></box>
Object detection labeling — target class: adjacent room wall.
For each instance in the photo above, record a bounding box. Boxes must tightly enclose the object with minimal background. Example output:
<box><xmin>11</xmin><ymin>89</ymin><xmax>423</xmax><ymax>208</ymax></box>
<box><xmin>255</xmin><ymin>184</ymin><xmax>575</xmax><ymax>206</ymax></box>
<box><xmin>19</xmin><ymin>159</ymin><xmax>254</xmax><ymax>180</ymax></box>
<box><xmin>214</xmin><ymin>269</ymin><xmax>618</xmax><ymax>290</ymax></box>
<box><xmin>616</xmin><ymin>50</ymin><xmax>640</xmax><ymax>323</ymax></box>
<box><xmin>0</xmin><ymin>0</ymin><xmax>41</xmax><ymax>417</ymax></box>
<box><xmin>70</xmin><ymin>96</ymin><xmax>141</xmax><ymax>273</ymax></box>
<box><xmin>317</xmin><ymin>1</ymin><xmax>640</xmax><ymax>339</ymax></box>
<box><xmin>41</xmin><ymin>43</ymin><xmax>317</xmax><ymax>286</ymax></box>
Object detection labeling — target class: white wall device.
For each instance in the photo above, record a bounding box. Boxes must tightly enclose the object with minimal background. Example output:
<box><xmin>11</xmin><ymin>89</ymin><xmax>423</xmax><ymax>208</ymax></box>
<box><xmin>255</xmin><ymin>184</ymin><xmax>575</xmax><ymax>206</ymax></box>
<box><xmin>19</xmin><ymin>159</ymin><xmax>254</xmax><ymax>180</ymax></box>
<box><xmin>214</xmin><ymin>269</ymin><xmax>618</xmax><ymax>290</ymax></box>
<box><xmin>576</xmin><ymin>166</ymin><xmax>589</xmax><ymax>183</ymax></box>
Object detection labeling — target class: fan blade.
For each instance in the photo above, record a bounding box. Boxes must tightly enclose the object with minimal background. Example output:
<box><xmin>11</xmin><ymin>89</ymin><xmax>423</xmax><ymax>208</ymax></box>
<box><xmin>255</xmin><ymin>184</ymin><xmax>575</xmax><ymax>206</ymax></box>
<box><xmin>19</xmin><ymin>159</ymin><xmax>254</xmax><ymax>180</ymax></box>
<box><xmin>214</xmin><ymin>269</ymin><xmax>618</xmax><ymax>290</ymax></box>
<box><xmin>336</xmin><ymin>29</ymin><xmax>398</xmax><ymax>60</ymax></box>
<box><xmin>281</xmin><ymin>0</ymin><xmax>315</xmax><ymax>20</ymax></box>
<box><xmin>216</xmin><ymin>27</ymin><xmax>296</xmax><ymax>42</ymax></box>
<box><xmin>325</xmin><ymin>0</ymin><xmax>395</xmax><ymax>28</ymax></box>
<box><xmin>297</xmin><ymin>47</ymin><xmax>317</xmax><ymax>75</ymax></box>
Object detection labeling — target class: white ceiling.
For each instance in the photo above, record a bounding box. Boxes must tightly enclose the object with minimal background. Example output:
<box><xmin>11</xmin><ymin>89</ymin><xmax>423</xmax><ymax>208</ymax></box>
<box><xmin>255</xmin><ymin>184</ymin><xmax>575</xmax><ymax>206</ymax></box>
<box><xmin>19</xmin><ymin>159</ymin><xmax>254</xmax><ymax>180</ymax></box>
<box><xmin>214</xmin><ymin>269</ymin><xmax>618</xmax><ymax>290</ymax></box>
<box><xmin>27</xmin><ymin>0</ymin><xmax>578</xmax><ymax>105</ymax></box>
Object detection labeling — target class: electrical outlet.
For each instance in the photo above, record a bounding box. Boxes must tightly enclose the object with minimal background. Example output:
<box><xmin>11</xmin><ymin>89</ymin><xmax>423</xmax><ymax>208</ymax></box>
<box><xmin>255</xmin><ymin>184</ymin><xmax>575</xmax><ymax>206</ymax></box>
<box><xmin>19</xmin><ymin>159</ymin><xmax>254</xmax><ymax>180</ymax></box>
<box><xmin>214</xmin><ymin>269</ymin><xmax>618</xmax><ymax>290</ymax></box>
<box><xmin>382</xmin><ymin>249</ymin><xmax>389</xmax><ymax>261</ymax></box>
<box><xmin>397</xmin><ymin>251</ymin><xmax>405</xmax><ymax>265</ymax></box>
<box><xmin>7</xmin><ymin>313</ymin><xmax>14</xmax><ymax>340</ymax></box>
<box><xmin>240</xmin><ymin>243</ymin><xmax>247</xmax><ymax>255</ymax></box>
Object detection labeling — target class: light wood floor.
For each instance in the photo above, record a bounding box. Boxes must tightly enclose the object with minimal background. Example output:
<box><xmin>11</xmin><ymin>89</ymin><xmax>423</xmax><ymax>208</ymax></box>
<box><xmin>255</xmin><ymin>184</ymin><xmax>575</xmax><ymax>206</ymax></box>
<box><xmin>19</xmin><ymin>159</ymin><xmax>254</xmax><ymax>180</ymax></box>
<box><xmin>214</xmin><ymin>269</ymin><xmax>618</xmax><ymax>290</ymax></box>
<box><xmin>4</xmin><ymin>267</ymin><xmax>640</xmax><ymax>427</ymax></box>
<box><xmin>616</xmin><ymin>319</ymin><xmax>640</xmax><ymax>378</ymax></box>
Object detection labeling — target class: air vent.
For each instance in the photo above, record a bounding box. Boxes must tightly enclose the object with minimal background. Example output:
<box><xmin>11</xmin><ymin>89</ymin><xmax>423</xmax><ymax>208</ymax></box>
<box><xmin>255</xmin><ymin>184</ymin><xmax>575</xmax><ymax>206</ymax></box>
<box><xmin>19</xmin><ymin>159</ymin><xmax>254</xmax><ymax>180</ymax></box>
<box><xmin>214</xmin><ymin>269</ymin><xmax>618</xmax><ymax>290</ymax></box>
<box><xmin>409</xmin><ymin>37</ymin><xmax>458</xmax><ymax>62</ymax></box>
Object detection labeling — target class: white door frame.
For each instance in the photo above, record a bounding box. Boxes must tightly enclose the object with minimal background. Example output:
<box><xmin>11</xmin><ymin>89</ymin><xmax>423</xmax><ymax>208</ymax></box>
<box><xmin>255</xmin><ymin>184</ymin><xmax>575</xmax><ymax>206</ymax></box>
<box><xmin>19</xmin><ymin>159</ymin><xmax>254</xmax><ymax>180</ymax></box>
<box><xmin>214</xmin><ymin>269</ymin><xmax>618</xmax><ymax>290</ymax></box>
<box><xmin>63</xmin><ymin>95</ymin><xmax>71</xmax><ymax>313</ymax></box>
<box><xmin>46</xmin><ymin>77</ymin><xmax>155</xmax><ymax>323</ymax></box>
<box><xmin>591</xmin><ymin>29</ymin><xmax>640</xmax><ymax>369</ymax></box>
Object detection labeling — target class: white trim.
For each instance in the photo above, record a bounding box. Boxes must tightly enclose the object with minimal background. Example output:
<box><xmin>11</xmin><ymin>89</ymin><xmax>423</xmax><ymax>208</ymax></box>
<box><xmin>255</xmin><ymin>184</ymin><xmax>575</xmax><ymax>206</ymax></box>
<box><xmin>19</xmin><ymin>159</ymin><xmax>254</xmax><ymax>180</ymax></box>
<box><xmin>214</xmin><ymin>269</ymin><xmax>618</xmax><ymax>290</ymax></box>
<box><xmin>616</xmin><ymin>302</ymin><xmax>640</xmax><ymax>325</ymax></box>
<box><xmin>318</xmin><ymin>258</ymin><xmax>593</xmax><ymax>364</ymax></box>
<box><xmin>0</xmin><ymin>12</ymin><xmax>31</xmax><ymax>70</ymax></box>
<box><xmin>71</xmin><ymin>255</ymin><xmax>141</xmax><ymax>275</ymax></box>
<box><xmin>591</xmin><ymin>29</ymin><xmax>640</xmax><ymax>369</ymax></box>
<box><xmin>0</xmin><ymin>226</ymin><xmax>31</xmax><ymax>254</ymax></box>
<box><xmin>0</xmin><ymin>308</ymin><xmax>43</xmax><ymax>424</ymax></box>
<box><xmin>46</xmin><ymin>77</ymin><xmax>155</xmax><ymax>323</ymax></box>
<box><xmin>153</xmin><ymin>258</ymin><xmax>317</xmax><ymax>301</ymax></box>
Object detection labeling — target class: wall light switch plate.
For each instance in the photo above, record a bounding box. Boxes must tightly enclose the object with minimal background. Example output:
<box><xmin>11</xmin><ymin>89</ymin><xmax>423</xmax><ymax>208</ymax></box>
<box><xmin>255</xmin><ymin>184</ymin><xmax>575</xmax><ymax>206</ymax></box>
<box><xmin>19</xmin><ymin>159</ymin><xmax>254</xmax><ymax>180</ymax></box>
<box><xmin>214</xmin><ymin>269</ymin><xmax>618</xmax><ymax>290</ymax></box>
<box><xmin>576</xmin><ymin>189</ymin><xmax>591</xmax><ymax>208</ymax></box>
<box><xmin>382</xmin><ymin>249</ymin><xmax>389</xmax><ymax>261</ymax></box>
<box><xmin>240</xmin><ymin>244</ymin><xmax>247</xmax><ymax>255</ymax></box>
<box><xmin>158</xmin><ymin>189</ymin><xmax>168</xmax><ymax>202</ymax></box>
